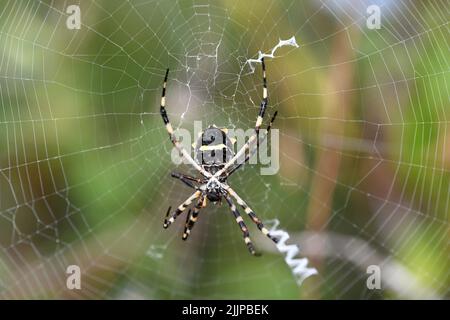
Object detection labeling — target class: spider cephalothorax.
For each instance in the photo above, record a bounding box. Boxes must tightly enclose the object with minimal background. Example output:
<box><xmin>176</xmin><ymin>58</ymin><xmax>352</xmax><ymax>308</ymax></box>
<box><xmin>205</xmin><ymin>177</ymin><xmax>222</xmax><ymax>202</ymax></box>
<box><xmin>159</xmin><ymin>58</ymin><xmax>279</xmax><ymax>255</ymax></box>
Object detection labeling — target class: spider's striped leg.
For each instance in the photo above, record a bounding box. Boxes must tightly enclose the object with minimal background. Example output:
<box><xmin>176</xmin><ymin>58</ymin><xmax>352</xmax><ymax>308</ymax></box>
<box><xmin>225</xmin><ymin>111</ymin><xmax>278</xmax><ymax>178</ymax></box>
<box><xmin>182</xmin><ymin>196</ymin><xmax>205</xmax><ymax>240</ymax></box>
<box><xmin>159</xmin><ymin>69</ymin><xmax>211</xmax><ymax>178</ymax></box>
<box><xmin>223</xmin><ymin>185</ymin><xmax>279</xmax><ymax>244</ymax></box>
<box><xmin>224</xmin><ymin>195</ymin><xmax>259</xmax><ymax>256</ymax></box>
<box><xmin>164</xmin><ymin>206</ymin><xmax>171</xmax><ymax>223</ymax></box>
<box><xmin>163</xmin><ymin>190</ymin><xmax>201</xmax><ymax>228</ymax></box>
<box><xmin>255</xmin><ymin>57</ymin><xmax>269</xmax><ymax>156</ymax></box>
<box><xmin>171</xmin><ymin>172</ymin><xmax>203</xmax><ymax>183</ymax></box>
<box><xmin>183</xmin><ymin>209</ymin><xmax>192</xmax><ymax>238</ymax></box>
<box><xmin>171</xmin><ymin>171</ymin><xmax>202</xmax><ymax>190</ymax></box>
<box><xmin>214</xmin><ymin>60</ymin><xmax>271</xmax><ymax>178</ymax></box>
<box><xmin>255</xmin><ymin>57</ymin><xmax>268</xmax><ymax>136</ymax></box>
<box><xmin>214</xmin><ymin>133</ymin><xmax>256</xmax><ymax>177</ymax></box>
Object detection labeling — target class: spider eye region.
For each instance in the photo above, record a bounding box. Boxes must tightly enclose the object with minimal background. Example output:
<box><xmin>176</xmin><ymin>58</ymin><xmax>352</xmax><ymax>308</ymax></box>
<box><xmin>206</xmin><ymin>178</ymin><xmax>221</xmax><ymax>202</ymax></box>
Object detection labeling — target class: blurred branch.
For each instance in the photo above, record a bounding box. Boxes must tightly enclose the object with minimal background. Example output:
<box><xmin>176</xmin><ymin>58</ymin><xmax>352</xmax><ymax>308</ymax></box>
<box><xmin>257</xmin><ymin>230</ymin><xmax>441</xmax><ymax>299</ymax></box>
<box><xmin>0</xmin><ymin>212</ymin><xmax>154</xmax><ymax>299</ymax></box>
<box><xmin>304</xmin><ymin>23</ymin><xmax>360</xmax><ymax>297</ymax></box>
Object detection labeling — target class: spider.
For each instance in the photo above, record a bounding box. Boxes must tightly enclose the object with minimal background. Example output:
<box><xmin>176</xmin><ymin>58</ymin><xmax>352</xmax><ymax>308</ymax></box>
<box><xmin>159</xmin><ymin>58</ymin><xmax>279</xmax><ymax>255</ymax></box>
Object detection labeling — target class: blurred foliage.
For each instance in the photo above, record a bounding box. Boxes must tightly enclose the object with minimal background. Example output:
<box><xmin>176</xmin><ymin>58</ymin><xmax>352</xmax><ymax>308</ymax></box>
<box><xmin>0</xmin><ymin>0</ymin><xmax>448</xmax><ymax>299</ymax></box>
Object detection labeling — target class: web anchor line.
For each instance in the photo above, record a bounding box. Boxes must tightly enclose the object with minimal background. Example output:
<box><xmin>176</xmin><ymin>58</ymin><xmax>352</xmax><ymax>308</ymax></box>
<box><xmin>266</xmin><ymin>219</ymin><xmax>318</xmax><ymax>286</ymax></box>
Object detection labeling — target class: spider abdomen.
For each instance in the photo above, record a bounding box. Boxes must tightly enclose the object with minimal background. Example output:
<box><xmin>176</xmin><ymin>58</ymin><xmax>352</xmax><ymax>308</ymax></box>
<box><xmin>194</xmin><ymin>125</ymin><xmax>234</xmax><ymax>175</ymax></box>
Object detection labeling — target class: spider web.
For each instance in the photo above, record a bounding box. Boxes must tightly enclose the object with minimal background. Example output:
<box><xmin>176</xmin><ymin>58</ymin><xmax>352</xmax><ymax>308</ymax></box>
<box><xmin>0</xmin><ymin>0</ymin><xmax>448</xmax><ymax>299</ymax></box>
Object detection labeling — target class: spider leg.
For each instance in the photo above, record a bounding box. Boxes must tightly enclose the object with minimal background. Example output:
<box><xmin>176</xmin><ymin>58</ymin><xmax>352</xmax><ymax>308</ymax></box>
<box><xmin>163</xmin><ymin>190</ymin><xmax>202</xmax><ymax>228</ymax></box>
<box><xmin>164</xmin><ymin>206</ymin><xmax>171</xmax><ymax>222</ymax></box>
<box><xmin>225</xmin><ymin>111</ymin><xmax>278</xmax><ymax>178</ymax></box>
<box><xmin>255</xmin><ymin>57</ymin><xmax>268</xmax><ymax>136</ymax></box>
<box><xmin>214</xmin><ymin>59</ymin><xmax>272</xmax><ymax>178</ymax></box>
<box><xmin>224</xmin><ymin>194</ymin><xmax>259</xmax><ymax>256</ymax></box>
<box><xmin>171</xmin><ymin>172</ymin><xmax>203</xmax><ymax>190</ymax></box>
<box><xmin>159</xmin><ymin>69</ymin><xmax>211</xmax><ymax>178</ymax></box>
<box><xmin>171</xmin><ymin>172</ymin><xmax>203</xmax><ymax>183</ymax></box>
<box><xmin>183</xmin><ymin>209</ymin><xmax>192</xmax><ymax>228</ymax></box>
<box><xmin>223</xmin><ymin>185</ymin><xmax>279</xmax><ymax>244</ymax></box>
<box><xmin>182</xmin><ymin>195</ymin><xmax>205</xmax><ymax>240</ymax></box>
<box><xmin>213</xmin><ymin>129</ymin><xmax>255</xmax><ymax>177</ymax></box>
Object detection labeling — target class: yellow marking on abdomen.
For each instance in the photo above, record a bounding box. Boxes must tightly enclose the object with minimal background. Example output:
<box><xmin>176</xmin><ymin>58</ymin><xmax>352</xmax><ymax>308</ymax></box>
<box><xmin>199</xmin><ymin>144</ymin><xmax>226</xmax><ymax>151</ymax></box>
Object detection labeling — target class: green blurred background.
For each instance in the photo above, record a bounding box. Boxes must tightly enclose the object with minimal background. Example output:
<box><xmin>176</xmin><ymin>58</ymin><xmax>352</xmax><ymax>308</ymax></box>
<box><xmin>0</xmin><ymin>0</ymin><xmax>448</xmax><ymax>299</ymax></box>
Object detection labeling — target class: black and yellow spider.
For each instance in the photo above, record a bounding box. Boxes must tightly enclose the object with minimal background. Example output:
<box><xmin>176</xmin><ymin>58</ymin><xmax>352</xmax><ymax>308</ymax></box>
<box><xmin>159</xmin><ymin>58</ymin><xmax>279</xmax><ymax>255</ymax></box>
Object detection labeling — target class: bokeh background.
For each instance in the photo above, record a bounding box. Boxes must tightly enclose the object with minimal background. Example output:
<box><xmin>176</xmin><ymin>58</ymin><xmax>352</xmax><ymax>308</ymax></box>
<box><xmin>0</xmin><ymin>0</ymin><xmax>448</xmax><ymax>299</ymax></box>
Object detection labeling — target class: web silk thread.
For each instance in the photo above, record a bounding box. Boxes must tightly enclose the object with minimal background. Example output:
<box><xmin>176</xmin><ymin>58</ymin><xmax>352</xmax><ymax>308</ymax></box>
<box><xmin>268</xmin><ymin>219</ymin><xmax>318</xmax><ymax>286</ymax></box>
